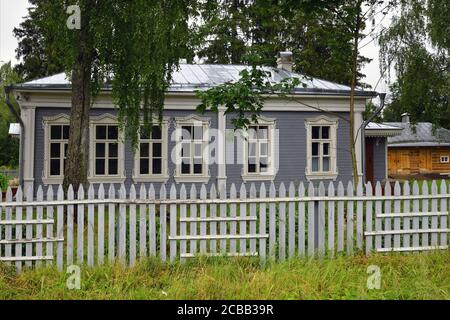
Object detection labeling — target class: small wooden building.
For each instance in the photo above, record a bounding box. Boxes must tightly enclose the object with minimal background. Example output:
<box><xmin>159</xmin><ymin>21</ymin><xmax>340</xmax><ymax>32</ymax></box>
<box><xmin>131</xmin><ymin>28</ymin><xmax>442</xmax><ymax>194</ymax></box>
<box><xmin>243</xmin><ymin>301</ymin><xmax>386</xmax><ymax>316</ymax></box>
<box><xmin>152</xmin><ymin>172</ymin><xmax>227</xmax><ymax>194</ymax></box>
<box><xmin>386</xmin><ymin>114</ymin><xmax>450</xmax><ymax>177</ymax></box>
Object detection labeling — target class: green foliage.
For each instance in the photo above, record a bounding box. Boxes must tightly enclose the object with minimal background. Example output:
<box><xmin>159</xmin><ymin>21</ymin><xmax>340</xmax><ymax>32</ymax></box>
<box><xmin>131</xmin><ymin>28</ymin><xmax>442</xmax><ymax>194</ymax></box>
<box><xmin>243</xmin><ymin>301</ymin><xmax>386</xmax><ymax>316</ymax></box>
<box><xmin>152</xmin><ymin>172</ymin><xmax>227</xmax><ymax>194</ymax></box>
<box><xmin>0</xmin><ymin>173</ymin><xmax>10</xmax><ymax>190</ymax></box>
<box><xmin>1</xmin><ymin>252</ymin><xmax>449</xmax><ymax>299</ymax></box>
<box><xmin>364</xmin><ymin>101</ymin><xmax>383</xmax><ymax>122</ymax></box>
<box><xmin>0</xmin><ymin>63</ymin><xmax>21</xmax><ymax>168</ymax></box>
<box><xmin>379</xmin><ymin>0</ymin><xmax>449</xmax><ymax>128</ymax></box>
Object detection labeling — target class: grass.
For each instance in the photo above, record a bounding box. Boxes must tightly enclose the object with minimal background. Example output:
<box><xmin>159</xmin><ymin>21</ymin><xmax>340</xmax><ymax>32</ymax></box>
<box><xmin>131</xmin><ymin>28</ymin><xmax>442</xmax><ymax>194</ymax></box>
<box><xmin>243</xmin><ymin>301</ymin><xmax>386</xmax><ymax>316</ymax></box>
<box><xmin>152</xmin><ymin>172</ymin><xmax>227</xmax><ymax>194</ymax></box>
<box><xmin>0</xmin><ymin>251</ymin><xmax>449</xmax><ymax>300</ymax></box>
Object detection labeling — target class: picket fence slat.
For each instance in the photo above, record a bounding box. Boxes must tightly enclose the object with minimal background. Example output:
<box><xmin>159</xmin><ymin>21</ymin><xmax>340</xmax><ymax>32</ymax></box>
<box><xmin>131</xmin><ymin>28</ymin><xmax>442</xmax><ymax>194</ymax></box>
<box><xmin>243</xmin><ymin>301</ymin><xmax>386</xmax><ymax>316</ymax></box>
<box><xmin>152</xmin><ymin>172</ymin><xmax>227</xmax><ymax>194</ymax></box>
<box><xmin>180</xmin><ymin>185</ymin><xmax>187</xmax><ymax>261</ymax></box>
<box><xmin>15</xmin><ymin>187</ymin><xmax>23</xmax><ymax>271</ymax></box>
<box><xmin>430</xmin><ymin>181</ymin><xmax>438</xmax><ymax>246</ymax></box>
<box><xmin>318</xmin><ymin>182</ymin><xmax>325</xmax><ymax>258</ymax></box>
<box><xmin>36</xmin><ymin>187</ymin><xmax>44</xmax><ymax>268</ymax></box>
<box><xmin>269</xmin><ymin>183</ymin><xmax>276</xmax><ymax>258</ymax></box>
<box><xmin>160</xmin><ymin>184</ymin><xmax>167</xmax><ymax>261</ymax></box>
<box><xmin>440</xmin><ymin>181</ymin><xmax>448</xmax><ymax>246</ymax></box>
<box><xmin>412</xmin><ymin>182</ymin><xmax>420</xmax><ymax>248</ymax></box>
<box><xmin>25</xmin><ymin>187</ymin><xmax>33</xmax><ymax>268</ymax></box>
<box><xmin>356</xmin><ymin>181</ymin><xmax>363</xmax><ymax>250</ymax></box>
<box><xmin>129</xmin><ymin>185</ymin><xmax>137</xmax><ymax>266</ymax></box>
<box><xmin>375</xmin><ymin>182</ymin><xmax>382</xmax><ymax>250</ymax></box>
<box><xmin>403</xmin><ymin>182</ymin><xmax>411</xmax><ymax>248</ymax></box>
<box><xmin>148</xmin><ymin>185</ymin><xmax>156</xmax><ymax>257</ymax></box>
<box><xmin>346</xmin><ymin>182</ymin><xmax>354</xmax><ymax>255</ymax></box>
<box><xmin>393</xmin><ymin>182</ymin><xmax>401</xmax><ymax>249</ymax></box>
<box><xmin>77</xmin><ymin>185</ymin><xmax>85</xmax><ymax>264</ymax></box>
<box><xmin>288</xmin><ymin>182</ymin><xmax>296</xmax><ymax>258</ymax></box>
<box><xmin>384</xmin><ymin>182</ymin><xmax>392</xmax><ymax>250</ymax></box>
<box><xmin>337</xmin><ymin>182</ymin><xmax>344</xmax><ymax>253</ymax></box>
<box><xmin>210</xmin><ymin>185</ymin><xmax>218</xmax><ymax>255</ymax></box>
<box><xmin>230</xmin><ymin>184</ymin><xmax>237</xmax><ymax>254</ymax></box>
<box><xmin>56</xmin><ymin>185</ymin><xmax>64</xmax><ymax>270</ymax></box>
<box><xmin>239</xmin><ymin>184</ymin><xmax>247</xmax><ymax>255</ymax></box>
<box><xmin>98</xmin><ymin>184</ymin><xmax>105</xmax><ymax>265</ymax></box>
<box><xmin>46</xmin><ymin>186</ymin><xmax>54</xmax><ymax>267</ymax></box>
<box><xmin>365</xmin><ymin>182</ymin><xmax>373</xmax><ymax>254</ymax></box>
<box><xmin>200</xmin><ymin>185</ymin><xmax>207</xmax><ymax>255</ymax></box>
<box><xmin>87</xmin><ymin>185</ymin><xmax>95</xmax><ymax>267</ymax></box>
<box><xmin>139</xmin><ymin>184</ymin><xmax>147</xmax><ymax>259</ymax></box>
<box><xmin>259</xmin><ymin>183</ymin><xmax>267</xmax><ymax>262</ymax></box>
<box><xmin>327</xmin><ymin>182</ymin><xmax>335</xmax><ymax>257</ymax></box>
<box><xmin>422</xmin><ymin>182</ymin><xmax>429</xmax><ymax>247</ymax></box>
<box><xmin>250</xmin><ymin>184</ymin><xmax>257</xmax><ymax>255</ymax></box>
<box><xmin>278</xmin><ymin>183</ymin><xmax>286</xmax><ymax>261</ymax></box>
<box><xmin>219</xmin><ymin>185</ymin><xmax>227</xmax><ymax>254</ymax></box>
<box><xmin>108</xmin><ymin>184</ymin><xmax>116</xmax><ymax>262</ymax></box>
<box><xmin>170</xmin><ymin>184</ymin><xmax>178</xmax><ymax>262</ymax></box>
<box><xmin>307</xmin><ymin>182</ymin><xmax>315</xmax><ymax>257</ymax></box>
<box><xmin>298</xmin><ymin>183</ymin><xmax>306</xmax><ymax>257</ymax></box>
<box><xmin>67</xmin><ymin>185</ymin><xmax>74</xmax><ymax>265</ymax></box>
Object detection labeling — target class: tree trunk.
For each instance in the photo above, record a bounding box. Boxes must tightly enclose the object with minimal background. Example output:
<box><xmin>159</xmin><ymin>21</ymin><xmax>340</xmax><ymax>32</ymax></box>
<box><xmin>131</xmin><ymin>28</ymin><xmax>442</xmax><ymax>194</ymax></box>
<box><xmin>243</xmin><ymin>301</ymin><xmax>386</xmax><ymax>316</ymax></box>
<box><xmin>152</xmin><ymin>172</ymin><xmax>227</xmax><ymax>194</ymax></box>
<box><xmin>63</xmin><ymin>5</ymin><xmax>93</xmax><ymax>193</ymax></box>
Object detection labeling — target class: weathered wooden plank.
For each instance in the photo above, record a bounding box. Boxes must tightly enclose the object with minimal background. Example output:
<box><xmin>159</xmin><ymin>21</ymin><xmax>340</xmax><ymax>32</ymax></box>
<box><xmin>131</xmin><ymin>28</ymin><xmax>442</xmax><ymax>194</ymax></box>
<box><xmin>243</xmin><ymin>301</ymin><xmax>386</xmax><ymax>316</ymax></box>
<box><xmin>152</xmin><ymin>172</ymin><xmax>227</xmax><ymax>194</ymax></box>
<box><xmin>36</xmin><ymin>186</ymin><xmax>44</xmax><ymax>268</ymax></box>
<box><xmin>365</xmin><ymin>182</ymin><xmax>373</xmax><ymax>255</ymax></box>
<box><xmin>421</xmin><ymin>181</ymin><xmax>429</xmax><ymax>247</ymax></box>
<box><xmin>346</xmin><ymin>181</ymin><xmax>354</xmax><ymax>255</ymax></box>
<box><xmin>403</xmin><ymin>182</ymin><xmax>411</xmax><ymax>248</ymax></box>
<box><xmin>307</xmin><ymin>182</ymin><xmax>315</xmax><ymax>257</ymax></box>
<box><xmin>148</xmin><ymin>185</ymin><xmax>156</xmax><ymax>256</ymax></box>
<box><xmin>219</xmin><ymin>185</ymin><xmax>227</xmax><ymax>254</ymax></box>
<box><xmin>327</xmin><ymin>182</ymin><xmax>335</xmax><ymax>257</ymax></box>
<box><xmin>67</xmin><ymin>185</ymin><xmax>74</xmax><ymax>265</ymax></box>
<box><xmin>46</xmin><ymin>186</ymin><xmax>54</xmax><ymax>267</ymax></box>
<box><xmin>412</xmin><ymin>181</ymin><xmax>420</xmax><ymax>248</ymax></box>
<box><xmin>259</xmin><ymin>183</ymin><xmax>267</xmax><ymax>262</ymax></box>
<box><xmin>170</xmin><ymin>184</ymin><xmax>178</xmax><ymax>262</ymax></box>
<box><xmin>77</xmin><ymin>185</ymin><xmax>85</xmax><ymax>264</ymax></box>
<box><xmin>393</xmin><ymin>181</ymin><xmax>401</xmax><ymax>249</ymax></box>
<box><xmin>384</xmin><ymin>182</ymin><xmax>392</xmax><ymax>250</ymax></box>
<box><xmin>298</xmin><ymin>183</ymin><xmax>306</xmax><ymax>257</ymax></box>
<box><xmin>118</xmin><ymin>184</ymin><xmax>127</xmax><ymax>265</ymax></box>
<box><xmin>239</xmin><ymin>184</ymin><xmax>248</xmax><ymax>255</ymax></box>
<box><xmin>108</xmin><ymin>184</ymin><xmax>116</xmax><ymax>262</ymax></box>
<box><xmin>440</xmin><ymin>180</ymin><xmax>448</xmax><ymax>247</ymax></box>
<box><xmin>200</xmin><ymin>185</ymin><xmax>207</xmax><ymax>255</ymax></box>
<box><xmin>180</xmin><ymin>185</ymin><xmax>187</xmax><ymax>261</ymax></box>
<box><xmin>87</xmin><ymin>185</ymin><xmax>95</xmax><ymax>267</ymax></box>
<box><xmin>56</xmin><ymin>185</ymin><xmax>64</xmax><ymax>270</ymax></box>
<box><xmin>356</xmin><ymin>181</ymin><xmax>363</xmax><ymax>250</ymax></box>
<box><xmin>230</xmin><ymin>184</ymin><xmax>237</xmax><ymax>254</ymax></box>
<box><xmin>160</xmin><ymin>184</ymin><xmax>167</xmax><ymax>261</ymax></box>
<box><xmin>249</xmin><ymin>183</ymin><xmax>257</xmax><ymax>254</ymax></box>
<box><xmin>337</xmin><ymin>182</ymin><xmax>345</xmax><ymax>253</ymax></box>
<box><xmin>210</xmin><ymin>184</ymin><xmax>217</xmax><ymax>254</ymax></box>
<box><xmin>14</xmin><ymin>187</ymin><xmax>23</xmax><ymax>271</ymax></box>
<box><xmin>430</xmin><ymin>181</ymin><xmax>438</xmax><ymax>246</ymax></box>
<box><xmin>318</xmin><ymin>182</ymin><xmax>325</xmax><ymax>258</ymax></box>
<box><xmin>189</xmin><ymin>185</ymin><xmax>197</xmax><ymax>257</ymax></box>
<box><xmin>139</xmin><ymin>184</ymin><xmax>147</xmax><ymax>259</ymax></box>
<box><xmin>98</xmin><ymin>184</ymin><xmax>105</xmax><ymax>265</ymax></box>
<box><xmin>269</xmin><ymin>182</ymin><xmax>276</xmax><ymax>258</ymax></box>
<box><xmin>129</xmin><ymin>185</ymin><xmax>137</xmax><ymax>266</ymax></box>
<box><xmin>288</xmin><ymin>182</ymin><xmax>296</xmax><ymax>258</ymax></box>
<box><xmin>279</xmin><ymin>183</ymin><xmax>286</xmax><ymax>261</ymax></box>
<box><xmin>25</xmin><ymin>186</ymin><xmax>33</xmax><ymax>268</ymax></box>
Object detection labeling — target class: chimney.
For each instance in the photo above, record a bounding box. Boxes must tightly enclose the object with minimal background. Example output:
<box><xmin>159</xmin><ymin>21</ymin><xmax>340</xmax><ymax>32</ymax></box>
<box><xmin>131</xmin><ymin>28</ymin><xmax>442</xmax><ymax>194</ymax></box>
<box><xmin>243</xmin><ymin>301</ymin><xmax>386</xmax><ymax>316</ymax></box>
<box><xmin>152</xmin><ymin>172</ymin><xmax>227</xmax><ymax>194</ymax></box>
<box><xmin>277</xmin><ymin>51</ymin><xmax>293</xmax><ymax>72</ymax></box>
<box><xmin>401</xmin><ymin>112</ymin><xmax>410</xmax><ymax>123</ymax></box>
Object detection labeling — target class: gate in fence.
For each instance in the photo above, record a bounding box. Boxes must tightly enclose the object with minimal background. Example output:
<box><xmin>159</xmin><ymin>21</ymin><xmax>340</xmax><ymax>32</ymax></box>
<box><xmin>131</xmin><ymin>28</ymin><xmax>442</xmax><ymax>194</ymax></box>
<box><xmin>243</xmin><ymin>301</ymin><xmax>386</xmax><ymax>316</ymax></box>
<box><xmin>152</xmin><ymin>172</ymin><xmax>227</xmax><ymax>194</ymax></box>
<box><xmin>0</xmin><ymin>180</ymin><xmax>449</xmax><ymax>272</ymax></box>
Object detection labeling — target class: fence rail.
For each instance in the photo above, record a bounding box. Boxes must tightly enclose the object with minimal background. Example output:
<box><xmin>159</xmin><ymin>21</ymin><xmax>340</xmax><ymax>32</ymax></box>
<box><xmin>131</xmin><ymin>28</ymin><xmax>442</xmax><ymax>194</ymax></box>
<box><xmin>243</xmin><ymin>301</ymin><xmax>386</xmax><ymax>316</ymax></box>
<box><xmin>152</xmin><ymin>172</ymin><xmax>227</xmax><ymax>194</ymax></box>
<box><xmin>0</xmin><ymin>180</ymin><xmax>449</xmax><ymax>272</ymax></box>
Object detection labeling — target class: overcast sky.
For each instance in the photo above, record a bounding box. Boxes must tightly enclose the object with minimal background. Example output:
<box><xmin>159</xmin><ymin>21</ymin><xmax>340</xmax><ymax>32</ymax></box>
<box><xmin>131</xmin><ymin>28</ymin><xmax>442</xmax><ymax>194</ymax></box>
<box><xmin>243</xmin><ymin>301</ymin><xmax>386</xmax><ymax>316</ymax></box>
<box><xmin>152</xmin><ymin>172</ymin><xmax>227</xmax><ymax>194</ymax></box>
<box><xmin>0</xmin><ymin>0</ymin><xmax>391</xmax><ymax>96</ymax></box>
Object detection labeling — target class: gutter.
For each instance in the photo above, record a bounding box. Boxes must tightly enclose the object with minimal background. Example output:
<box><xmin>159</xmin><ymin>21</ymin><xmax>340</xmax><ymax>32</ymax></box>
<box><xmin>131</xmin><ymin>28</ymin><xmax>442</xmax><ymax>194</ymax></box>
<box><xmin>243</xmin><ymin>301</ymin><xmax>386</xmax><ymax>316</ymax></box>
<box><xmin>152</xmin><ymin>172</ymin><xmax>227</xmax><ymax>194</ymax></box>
<box><xmin>361</xmin><ymin>93</ymin><xmax>386</xmax><ymax>183</ymax></box>
<box><xmin>4</xmin><ymin>85</ymin><xmax>25</xmax><ymax>187</ymax></box>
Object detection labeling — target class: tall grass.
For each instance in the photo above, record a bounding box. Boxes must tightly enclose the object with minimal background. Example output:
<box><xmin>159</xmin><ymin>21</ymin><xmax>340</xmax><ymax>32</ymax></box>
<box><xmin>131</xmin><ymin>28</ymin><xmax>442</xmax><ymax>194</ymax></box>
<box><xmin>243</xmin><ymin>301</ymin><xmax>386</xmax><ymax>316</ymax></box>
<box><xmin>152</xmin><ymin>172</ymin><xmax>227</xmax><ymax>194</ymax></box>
<box><xmin>1</xmin><ymin>251</ymin><xmax>449</xmax><ymax>300</ymax></box>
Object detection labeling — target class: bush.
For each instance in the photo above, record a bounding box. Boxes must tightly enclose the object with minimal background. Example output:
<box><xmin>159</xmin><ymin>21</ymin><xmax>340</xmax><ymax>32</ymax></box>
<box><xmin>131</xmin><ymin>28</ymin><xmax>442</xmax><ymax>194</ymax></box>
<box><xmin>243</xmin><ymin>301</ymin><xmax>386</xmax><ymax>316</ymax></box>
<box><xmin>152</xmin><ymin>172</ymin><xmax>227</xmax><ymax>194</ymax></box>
<box><xmin>0</xmin><ymin>173</ymin><xmax>10</xmax><ymax>190</ymax></box>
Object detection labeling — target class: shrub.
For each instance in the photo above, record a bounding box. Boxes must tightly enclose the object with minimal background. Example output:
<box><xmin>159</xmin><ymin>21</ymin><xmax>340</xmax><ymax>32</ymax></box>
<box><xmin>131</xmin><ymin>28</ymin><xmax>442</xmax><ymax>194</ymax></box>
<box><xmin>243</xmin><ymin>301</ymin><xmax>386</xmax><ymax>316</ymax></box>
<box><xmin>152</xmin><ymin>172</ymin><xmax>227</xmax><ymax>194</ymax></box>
<box><xmin>0</xmin><ymin>173</ymin><xmax>10</xmax><ymax>191</ymax></box>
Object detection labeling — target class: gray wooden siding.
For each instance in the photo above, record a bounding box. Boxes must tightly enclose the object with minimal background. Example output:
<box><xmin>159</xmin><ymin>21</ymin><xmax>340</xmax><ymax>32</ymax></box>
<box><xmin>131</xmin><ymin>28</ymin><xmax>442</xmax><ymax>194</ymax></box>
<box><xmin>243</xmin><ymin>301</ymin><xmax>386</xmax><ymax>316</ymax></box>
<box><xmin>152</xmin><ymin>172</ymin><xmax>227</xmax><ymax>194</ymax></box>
<box><xmin>372</xmin><ymin>137</ymin><xmax>387</xmax><ymax>182</ymax></box>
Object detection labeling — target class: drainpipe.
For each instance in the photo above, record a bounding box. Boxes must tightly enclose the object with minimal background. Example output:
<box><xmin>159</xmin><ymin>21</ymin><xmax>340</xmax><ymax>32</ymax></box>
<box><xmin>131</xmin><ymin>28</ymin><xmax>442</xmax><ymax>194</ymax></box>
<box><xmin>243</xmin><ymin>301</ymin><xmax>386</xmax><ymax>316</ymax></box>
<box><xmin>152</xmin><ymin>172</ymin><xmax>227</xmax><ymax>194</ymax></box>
<box><xmin>4</xmin><ymin>85</ymin><xmax>25</xmax><ymax>186</ymax></box>
<box><xmin>361</xmin><ymin>92</ymin><xmax>386</xmax><ymax>183</ymax></box>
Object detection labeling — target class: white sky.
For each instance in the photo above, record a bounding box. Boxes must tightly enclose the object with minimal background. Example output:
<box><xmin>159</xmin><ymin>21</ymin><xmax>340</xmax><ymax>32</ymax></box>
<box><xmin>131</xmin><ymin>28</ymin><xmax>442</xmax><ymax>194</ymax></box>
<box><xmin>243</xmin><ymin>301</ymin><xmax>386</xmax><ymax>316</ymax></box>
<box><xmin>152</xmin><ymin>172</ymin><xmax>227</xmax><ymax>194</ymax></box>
<box><xmin>0</xmin><ymin>0</ymin><xmax>392</xmax><ymax>95</ymax></box>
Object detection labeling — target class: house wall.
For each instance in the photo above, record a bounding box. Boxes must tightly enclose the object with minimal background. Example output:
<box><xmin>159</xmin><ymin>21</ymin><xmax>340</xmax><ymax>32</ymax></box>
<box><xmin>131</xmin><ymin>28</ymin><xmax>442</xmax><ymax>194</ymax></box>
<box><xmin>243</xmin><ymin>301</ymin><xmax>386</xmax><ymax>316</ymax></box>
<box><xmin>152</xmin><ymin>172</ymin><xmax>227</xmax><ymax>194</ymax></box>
<box><xmin>33</xmin><ymin>107</ymin><xmax>357</xmax><ymax>195</ymax></box>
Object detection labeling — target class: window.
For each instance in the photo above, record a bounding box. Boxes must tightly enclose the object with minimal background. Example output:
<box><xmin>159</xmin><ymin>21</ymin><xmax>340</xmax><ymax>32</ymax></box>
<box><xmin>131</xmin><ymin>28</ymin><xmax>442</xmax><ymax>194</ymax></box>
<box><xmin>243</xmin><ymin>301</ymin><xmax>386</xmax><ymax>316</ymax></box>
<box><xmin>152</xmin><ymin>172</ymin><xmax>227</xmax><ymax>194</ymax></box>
<box><xmin>89</xmin><ymin>114</ymin><xmax>125</xmax><ymax>183</ymax></box>
<box><xmin>440</xmin><ymin>155</ymin><xmax>449</xmax><ymax>163</ymax></box>
<box><xmin>42</xmin><ymin>114</ymin><xmax>70</xmax><ymax>184</ymax></box>
<box><xmin>133</xmin><ymin>119</ymin><xmax>169</xmax><ymax>182</ymax></box>
<box><xmin>174</xmin><ymin>115</ymin><xmax>210</xmax><ymax>183</ymax></box>
<box><xmin>305</xmin><ymin>116</ymin><xmax>338</xmax><ymax>180</ymax></box>
<box><xmin>242</xmin><ymin>117</ymin><xmax>276</xmax><ymax>181</ymax></box>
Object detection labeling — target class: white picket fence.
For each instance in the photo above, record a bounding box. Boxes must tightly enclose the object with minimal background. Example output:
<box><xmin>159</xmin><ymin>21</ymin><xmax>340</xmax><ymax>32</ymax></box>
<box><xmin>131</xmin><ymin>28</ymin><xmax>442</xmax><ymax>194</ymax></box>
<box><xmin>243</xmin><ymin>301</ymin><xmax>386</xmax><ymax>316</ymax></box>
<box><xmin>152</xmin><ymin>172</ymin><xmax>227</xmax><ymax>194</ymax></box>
<box><xmin>0</xmin><ymin>180</ymin><xmax>449</xmax><ymax>272</ymax></box>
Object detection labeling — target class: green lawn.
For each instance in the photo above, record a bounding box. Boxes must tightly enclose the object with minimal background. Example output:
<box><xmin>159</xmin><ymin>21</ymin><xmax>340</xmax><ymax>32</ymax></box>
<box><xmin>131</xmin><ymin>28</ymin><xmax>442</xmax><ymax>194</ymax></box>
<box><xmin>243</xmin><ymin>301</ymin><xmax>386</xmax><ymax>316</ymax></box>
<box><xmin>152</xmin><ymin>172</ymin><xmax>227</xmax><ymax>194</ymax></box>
<box><xmin>1</xmin><ymin>251</ymin><xmax>449</xmax><ymax>300</ymax></box>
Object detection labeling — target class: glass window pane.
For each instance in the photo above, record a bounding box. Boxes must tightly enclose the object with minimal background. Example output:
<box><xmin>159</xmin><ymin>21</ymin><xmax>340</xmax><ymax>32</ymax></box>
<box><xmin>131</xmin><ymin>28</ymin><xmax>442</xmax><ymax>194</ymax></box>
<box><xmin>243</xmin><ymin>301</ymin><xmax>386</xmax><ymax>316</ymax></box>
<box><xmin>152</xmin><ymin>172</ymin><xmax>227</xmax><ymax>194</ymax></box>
<box><xmin>95</xmin><ymin>159</ymin><xmax>105</xmax><ymax>175</ymax></box>
<box><xmin>108</xmin><ymin>159</ymin><xmax>118</xmax><ymax>175</ymax></box>
<box><xmin>193</xmin><ymin>126</ymin><xmax>203</xmax><ymax>140</ymax></box>
<box><xmin>258</xmin><ymin>126</ymin><xmax>268</xmax><ymax>139</ymax></box>
<box><xmin>260</xmin><ymin>143</ymin><xmax>268</xmax><ymax>156</ymax></box>
<box><xmin>248</xmin><ymin>156</ymin><xmax>256</xmax><ymax>164</ymax></box>
<box><xmin>109</xmin><ymin>143</ymin><xmax>118</xmax><ymax>158</ymax></box>
<box><xmin>152</xmin><ymin>159</ymin><xmax>162</xmax><ymax>174</ymax></box>
<box><xmin>248</xmin><ymin>127</ymin><xmax>257</xmax><ymax>139</ymax></box>
<box><xmin>51</xmin><ymin>126</ymin><xmax>62</xmax><ymax>140</ymax></box>
<box><xmin>312</xmin><ymin>158</ymin><xmax>319</xmax><ymax>172</ymax></box>
<box><xmin>63</xmin><ymin>125</ymin><xmax>70</xmax><ymax>139</ymax></box>
<box><xmin>323</xmin><ymin>157</ymin><xmax>330</xmax><ymax>172</ymax></box>
<box><xmin>260</xmin><ymin>162</ymin><xmax>268</xmax><ymax>173</ymax></box>
<box><xmin>140</xmin><ymin>159</ymin><xmax>149</xmax><ymax>175</ymax></box>
<box><xmin>312</xmin><ymin>126</ymin><xmax>320</xmax><ymax>139</ymax></box>
<box><xmin>153</xmin><ymin>143</ymin><xmax>162</xmax><ymax>157</ymax></box>
<box><xmin>323</xmin><ymin>143</ymin><xmax>329</xmax><ymax>156</ymax></box>
<box><xmin>248</xmin><ymin>142</ymin><xmax>256</xmax><ymax>157</ymax></box>
<box><xmin>50</xmin><ymin>159</ymin><xmax>60</xmax><ymax>176</ymax></box>
<box><xmin>140</xmin><ymin>143</ymin><xmax>149</xmax><ymax>158</ymax></box>
<box><xmin>140</xmin><ymin>127</ymin><xmax>150</xmax><ymax>139</ymax></box>
<box><xmin>152</xmin><ymin>126</ymin><xmax>162</xmax><ymax>139</ymax></box>
<box><xmin>181</xmin><ymin>143</ymin><xmax>190</xmax><ymax>157</ymax></box>
<box><xmin>181</xmin><ymin>159</ymin><xmax>190</xmax><ymax>174</ymax></box>
<box><xmin>50</xmin><ymin>143</ymin><xmax>60</xmax><ymax>158</ymax></box>
<box><xmin>96</xmin><ymin>126</ymin><xmax>107</xmax><ymax>139</ymax></box>
<box><xmin>322</xmin><ymin>126</ymin><xmax>330</xmax><ymax>139</ymax></box>
<box><xmin>312</xmin><ymin>142</ymin><xmax>319</xmax><ymax>156</ymax></box>
<box><xmin>96</xmin><ymin>143</ymin><xmax>105</xmax><ymax>157</ymax></box>
<box><xmin>194</xmin><ymin>143</ymin><xmax>202</xmax><ymax>157</ymax></box>
<box><xmin>248</xmin><ymin>163</ymin><xmax>256</xmax><ymax>173</ymax></box>
<box><xmin>193</xmin><ymin>162</ymin><xmax>202</xmax><ymax>174</ymax></box>
<box><xmin>181</xmin><ymin>126</ymin><xmax>192</xmax><ymax>140</ymax></box>
<box><xmin>108</xmin><ymin>126</ymin><xmax>118</xmax><ymax>140</ymax></box>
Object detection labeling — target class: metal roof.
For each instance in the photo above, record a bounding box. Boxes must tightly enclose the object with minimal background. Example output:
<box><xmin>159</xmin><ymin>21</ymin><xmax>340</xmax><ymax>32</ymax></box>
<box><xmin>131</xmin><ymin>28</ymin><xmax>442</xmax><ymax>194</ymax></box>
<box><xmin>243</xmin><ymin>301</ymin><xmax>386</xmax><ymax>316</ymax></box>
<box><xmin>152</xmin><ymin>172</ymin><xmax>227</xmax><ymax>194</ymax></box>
<box><xmin>386</xmin><ymin>122</ymin><xmax>450</xmax><ymax>147</ymax></box>
<box><xmin>365</xmin><ymin>122</ymin><xmax>403</xmax><ymax>137</ymax></box>
<box><xmin>14</xmin><ymin>63</ymin><xmax>377</xmax><ymax>97</ymax></box>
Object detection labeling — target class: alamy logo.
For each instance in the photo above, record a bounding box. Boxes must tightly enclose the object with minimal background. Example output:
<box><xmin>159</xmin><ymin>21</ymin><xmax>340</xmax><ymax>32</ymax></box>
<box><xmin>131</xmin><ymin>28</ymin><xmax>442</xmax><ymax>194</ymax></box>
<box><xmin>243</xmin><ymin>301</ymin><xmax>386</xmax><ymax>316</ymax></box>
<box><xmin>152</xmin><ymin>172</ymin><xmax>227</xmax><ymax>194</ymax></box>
<box><xmin>66</xmin><ymin>265</ymin><xmax>81</xmax><ymax>290</ymax></box>
<box><xmin>66</xmin><ymin>5</ymin><xmax>81</xmax><ymax>30</ymax></box>
<box><xmin>367</xmin><ymin>265</ymin><xmax>381</xmax><ymax>290</ymax></box>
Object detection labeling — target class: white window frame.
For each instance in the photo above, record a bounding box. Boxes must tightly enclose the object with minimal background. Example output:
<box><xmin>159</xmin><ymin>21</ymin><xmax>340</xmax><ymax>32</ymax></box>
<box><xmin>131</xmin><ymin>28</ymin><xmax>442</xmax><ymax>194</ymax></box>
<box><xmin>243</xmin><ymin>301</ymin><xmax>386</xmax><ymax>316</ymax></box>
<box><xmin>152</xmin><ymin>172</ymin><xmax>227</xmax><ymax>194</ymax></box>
<box><xmin>132</xmin><ymin>117</ymin><xmax>169</xmax><ymax>183</ymax></box>
<box><xmin>88</xmin><ymin>114</ymin><xmax>126</xmax><ymax>184</ymax></box>
<box><xmin>42</xmin><ymin>114</ymin><xmax>70</xmax><ymax>185</ymax></box>
<box><xmin>241</xmin><ymin>116</ymin><xmax>277</xmax><ymax>182</ymax></box>
<box><xmin>305</xmin><ymin>115</ymin><xmax>338</xmax><ymax>180</ymax></box>
<box><xmin>440</xmin><ymin>155</ymin><xmax>449</xmax><ymax>163</ymax></box>
<box><xmin>174</xmin><ymin>115</ymin><xmax>210</xmax><ymax>183</ymax></box>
